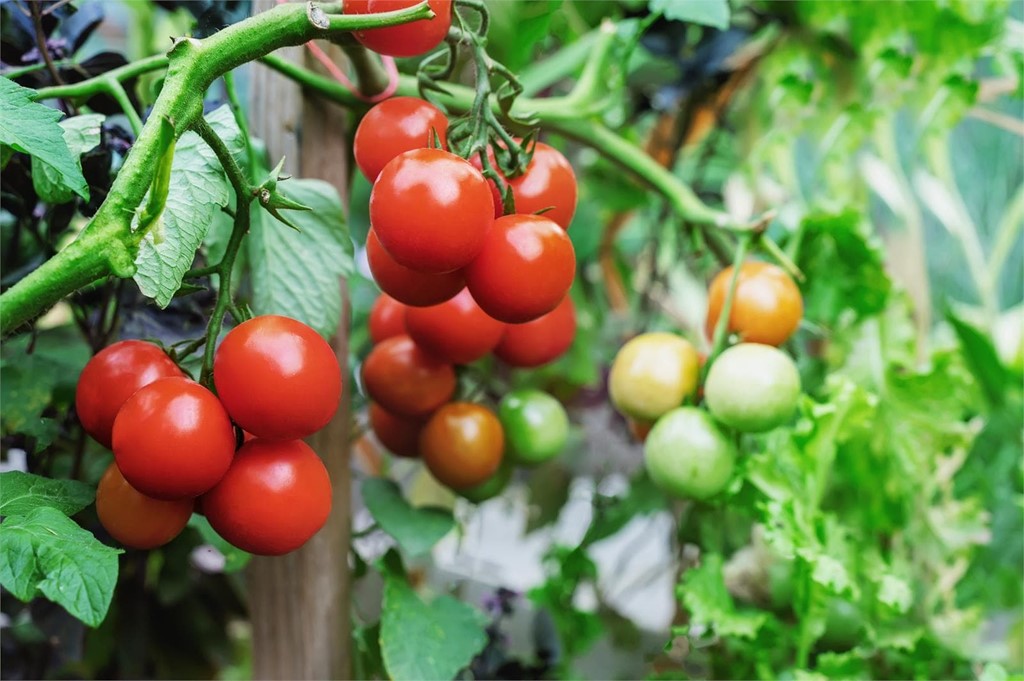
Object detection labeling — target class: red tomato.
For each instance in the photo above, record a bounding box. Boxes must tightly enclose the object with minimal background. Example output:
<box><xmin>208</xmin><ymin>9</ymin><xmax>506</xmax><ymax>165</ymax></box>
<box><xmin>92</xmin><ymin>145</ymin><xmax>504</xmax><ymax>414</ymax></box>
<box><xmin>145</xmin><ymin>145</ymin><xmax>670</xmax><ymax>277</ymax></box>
<box><xmin>112</xmin><ymin>377</ymin><xmax>236</xmax><ymax>500</ymax></box>
<box><xmin>464</xmin><ymin>214</ymin><xmax>575</xmax><ymax>323</ymax></box>
<box><xmin>369</xmin><ymin>294</ymin><xmax>409</xmax><ymax>344</ymax></box>
<box><xmin>494</xmin><ymin>295</ymin><xmax>576</xmax><ymax>368</ymax></box>
<box><xmin>366</xmin><ymin>228</ymin><xmax>465</xmax><ymax>306</ymax></box>
<box><xmin>705</xmin><ymin>261</ymin><xmax>803</xmax><ymax>346</ymax></box>
<box><xmin>202</xmin><ymin>439</ymin><xmax>332</xmax><ymax>556</ymax></box>
<box><xmin>96</xmin><ymin>462</ymin><xmax>194</xmax><ymax>550</ymax></box>
<box><xmin>369</xmin><ymin>402</ymin><xmax>426</xmax><ymax>458</ymax></box>
<box><xmin>475</xmin><ymin>142</ymin><xmax>578</xmax><ymax>229</ymax></box>
<box><xmin>352</xmin><ymin>0</ymin><xmax>453</xmax><ymax>58</ymax></box>
<box><xmin>213</xmin><ymin>315</ymin><xmax>342</xmax><ymax>440</ymax></box>
<box><xmin>361</xmin><ymin>335</ymin><xmax>456</xmax><ymax>417</ymax></box>
<box><xmin>354</xmin><ymin>97</ymin><xmax>449</xmax><ymax>182</ymax></box>
<box><xmin>420</xmin><ymin>402</ymin><xmax>504</xmax><ymax>490</ymax></box>
<box><xmin>370</xmin><ymin>148</ymin><xmax>493</xmax><ymax>274</ymax></box>
<box><xmin>75</xmin><ymin>340</ymin><xmax>184</xmax><ymax>448</ymax></box>
<box><xmin>404</xmin><ymin>288</ymin><xmax>505</xmax><ymax>364</ymax></box>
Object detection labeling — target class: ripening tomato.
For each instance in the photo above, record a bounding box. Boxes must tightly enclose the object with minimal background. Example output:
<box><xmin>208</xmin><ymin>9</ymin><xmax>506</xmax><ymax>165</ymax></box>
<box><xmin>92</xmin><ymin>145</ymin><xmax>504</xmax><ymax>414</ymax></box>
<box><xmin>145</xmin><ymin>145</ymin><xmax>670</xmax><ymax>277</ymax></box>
<box><xmin>96</xmin><ymin>462</ymin><xmax>194</xmax><ymax>550</ymax></box>
<box><xmin>706</xmin><ymin>261</ymin><xmax>803</xmax><ymax>346</ymax></box>
<box><xmin>354</xmin><ymin>97</ymin><xmax>449</xmax><ymax>182</ymax></box>
<box><xmin>202</xmin><ymin>439</ymin><xmax>332</xmax><ymax>556</ymax></box>
<box><xmin>75</xmin><ymin>340</ymin><xmax>185</xmax><ymax>448</ymax></box>
<box><xmin>457</xmin><ymin>460</ymin><xmax>512</xmax><ymax>503</ymax></box>
<box><xmin>366</xmin><ymin>229</ymin><xmax>464</xmax><ymax>307</ymax></box>
<box><xmin>493</xmin><ymin>295</ymin><xmax>576</xmax><ymax>368</ymax></box>
<box><xmin>370</xmin><ymin>148</ymin><xmax>493</xmax><ymax>274</ymax></box>
<box><xmin>112</xmin><ymin>377</ymin><xmax>236</xmax><ymax>499</ymax></box>
<box><xmin>498</xmin><ymin>389</ymin><xmax>569</xmax><ymax>465</ymax></box>
<box><xmin>369</xmin><ymin>294</ymin><xmax>408</xmax><ymax>345</ymax></box>
<box><xmin>476</xmin><ymin>142</ymin><xmax>578</xmax><ymax>229</ymax></box>
<box><xmin>464</xmin><ymin>214</ymin><xmax>575</xmax><ymax>323</ymax></box>
<box><xmin>644</xmin><ymin>407</ymin><xmax>736</xmax><ymax>500</ymax></box>
<box><xmin>626</xmin><ymin>418</ymin><xmax>654</xmax><ymax>443</ymax></box>
<box><xmin>352</xmin><ymin>0</ymin><xmax>453</xmax><ymax>59</ymax></box>
<box><xmin>369</xmin><ymin>402</ymin><xmax>426</xmax><ymax>458</ymax></box>
<box><xmin>362</xmin><ymin>335</ymin><xmax>456</xmax><ymax>417</ymax></box>
<box><xmin>608</xmin><ymin>333</ymin><xmax>700</xmax><ymax>422</ymax></box>
<box><xmin>213</xmin><ymin>315</ymin><xmax>342</xmax><ymax>440</ymax></box>
<box><xmin>404</xmin><ymin>288</ymin><xmax>505</xmax><ymax>364</ymax></box>
<box><xmin>420</xmin><ymin>402</ymin><xmax>504</xmax><ymax>490</ymax></box>
<box><xmin>703</xmin><ymin>343</ymin><xmax>801</xmax><ymax>433</ymax></box>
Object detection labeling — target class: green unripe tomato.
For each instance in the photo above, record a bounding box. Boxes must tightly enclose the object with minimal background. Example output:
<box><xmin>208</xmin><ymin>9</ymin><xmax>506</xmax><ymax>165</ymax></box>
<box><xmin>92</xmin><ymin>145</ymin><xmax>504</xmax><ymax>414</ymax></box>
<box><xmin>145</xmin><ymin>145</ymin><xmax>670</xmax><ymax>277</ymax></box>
<box><xmin>643</xmin><ymin>407</ymin><xmax>736</xmax><ymax>500</ymax></box>
<box><xmin>704</xmin><ymin>343</ymin><xmax>801</xmax><ymax>433</ymax></box>
<box><xmin>457</xmin><ymin>461</ymin><xmax>513</xmax><ymax>503</ymax></box>
<box><xmin>608</xmin><ymin>332</ymin><xmax>700</xmax><ymax>421</ymax></box>
<box><xmin>498</xmin><ymin>389</ymin><xmax>569</xmax><ymax>465</ymax></box>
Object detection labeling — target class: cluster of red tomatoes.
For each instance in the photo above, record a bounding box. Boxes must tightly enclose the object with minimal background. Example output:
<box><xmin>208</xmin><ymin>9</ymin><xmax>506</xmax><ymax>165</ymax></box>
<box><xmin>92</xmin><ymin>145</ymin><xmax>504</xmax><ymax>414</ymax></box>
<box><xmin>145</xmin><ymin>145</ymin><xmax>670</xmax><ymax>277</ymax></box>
<box><xmin>78</xmin><ymin>315</ymin><xmax>341</xmax><ymax>555</ymax></box>
<box><xmin>609</xmin><ymin>261</ymin><xmax>804</xmax><ymax>501</ymax></box>
<box><xmin>347</xmin><ymin>0</ymin><xmax>453</xmax><ymax>59</ymax></box>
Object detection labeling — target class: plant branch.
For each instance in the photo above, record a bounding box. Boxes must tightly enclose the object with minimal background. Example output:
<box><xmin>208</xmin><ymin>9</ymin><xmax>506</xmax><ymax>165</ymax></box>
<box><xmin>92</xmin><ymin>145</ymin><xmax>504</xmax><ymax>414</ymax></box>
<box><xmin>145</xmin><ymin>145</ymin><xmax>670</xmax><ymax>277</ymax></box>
<box><xmin>340</xmin><ymin>43</ymin><xmax>391</xmax><ymax>97</ymax></box>
<box><xmin>103</xmin><ymin>78</ymin><xmax>143</xmax><ymax>135</ymax></box>
<box><xmin>29</xmin><ymin>1</ymin><xmax>65</xmax><ymax>86</ymax></box>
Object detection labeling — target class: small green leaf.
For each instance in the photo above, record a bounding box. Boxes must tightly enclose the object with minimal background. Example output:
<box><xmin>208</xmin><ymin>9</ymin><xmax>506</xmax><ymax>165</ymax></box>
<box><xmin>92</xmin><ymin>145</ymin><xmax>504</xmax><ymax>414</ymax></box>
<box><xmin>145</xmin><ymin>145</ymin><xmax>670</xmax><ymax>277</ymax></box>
<box><xmin>0</xmin><ymin>507</ymin><xmax>121</xmax><ymax>627</ymax></box>
<box><xmin>946</xmin><ymin>308</ymin><xmax>1008</xmax><ymax>406</ymax></box>
<box><xmin>0</xmin><ymin>77</ymin><xmax>89</xmax><ymax>200</ymax></box>
<box><xmin>678</xmin><ymin>553</ymin><xmax>767</xmax><ymax>639</ymax></box>
<box><xmin>31</xmin><ymin>113</ymin><xmax>104</xmax><ymax>204</ymax></box>
<box><xmin>651</xmin><ymin>0</ymin><xmax>730</xmax><ymax>29</ymax></box>
<box><xmin>187</xmin><ymin>515</ymin><xmax>251</xmax><ymax>572</ymax></box>
<box><xmin>361</xmin><ymin>478</ymin><xmax>455</xmax><ymax>557</ymax></box>
<box><xmin>379</xmin><ymin>572</ymin><xmax>488</xmax><ymax>681</ymax></box>
<box><xmin>0</xmin><ymin>472</ymin><xmax>95</xmax><ymax>517</ymax></box>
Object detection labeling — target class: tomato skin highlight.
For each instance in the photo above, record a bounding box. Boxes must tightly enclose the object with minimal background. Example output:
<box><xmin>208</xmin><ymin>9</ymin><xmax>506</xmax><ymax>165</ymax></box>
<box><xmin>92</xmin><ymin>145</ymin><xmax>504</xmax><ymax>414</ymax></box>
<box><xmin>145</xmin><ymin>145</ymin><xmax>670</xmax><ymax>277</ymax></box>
<box><xmin>202</xmin><ymin>439</ymin><xmax>332</xmax><ymax>556</ymax></box>
<box><xmin>75</xmin><ymin>340</ymin><xmax>185</xmax><ymax>448</ymax></box>
<box><xmin>644</xmin><ymin>407</ymin><xmax>736</xmax><ymax>500</ymax></box>
<box><xmin>477</xmin><ymin>142</ymin><xmax>578</xmax><ymax>229</ymax></box>
<box><xmin>404</xmin><ymin>288</ymin><xmax>505</xmax><ymax>364</ymax></box>
<box><xmin>366</xmin><ymin>229</ymin><xmax>465</xmax><ymax>307</ymax></box>
<box><xmin>706</xmin><ymin>261</ymin><xmax>803</xmax><ymax>346</ymax></box>
<box><xmin>214</xmin><ymin>315</ymin><xmax>342</xmax><ymax>441</ymax></box>
<box><xmin>352</xmin><ymin>0</ymin><xmax>453</xmax><ymax>58</ymax></box>
<box><xmin>368</xmin><ymin>294</ymin><xmax>409</xmax><ymax>345</ymax></box>
<box><xmin>112</xmin><ymin>377</ymin><xmax>236</xmax><ymax>500</ymax></box>
<box><xmin>703</xmin><ymin>343</ymin><xmax>801</xmax><ymax>433</ymax></box>
<box><xmin>369</xmin><ymin>402</ymin><xmax>426</xmax><ymax>458</ymax></box>
<box><xmin>420</xmin><ymin>402</ymin><xmax>504</xmax><ymax>490</ymax></box>
<box><xmin>96</xmin><ymin>462</ymin><xmax>194</xmax><ymax>550</ymax></box>
<box><xmin>608</xmin><ymin>332</ymin><xmax>700</xmax><ymax>422</ymax></box>
<box><xmin>354</xmin><ymin>97</ymin><xmax>449</xmax><ymax>182</ymax></box>
<box><xmin>370</xmin><ymin>148</ymin><xmax>493</xmax><ymax>274</ymax></box>
<box><xmin>493</xmin><ymin>295</ymin><xmax>576</xmax><ymax>368</ymax></box>
<box><xmin>464</xmin><ymin>214</ymin><xmax>576</xmax><ymax>323</ymax></box>
<box><xmin>361</xmin><ymin>335</ymin><xmax>456</xmax><ymax>417</ymax></box>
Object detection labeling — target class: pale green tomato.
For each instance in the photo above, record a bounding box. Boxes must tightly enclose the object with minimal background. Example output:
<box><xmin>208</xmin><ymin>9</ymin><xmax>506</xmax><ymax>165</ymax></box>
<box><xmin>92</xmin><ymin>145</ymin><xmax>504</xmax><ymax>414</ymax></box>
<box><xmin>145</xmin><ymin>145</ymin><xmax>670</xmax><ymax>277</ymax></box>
<box><xmin>609</xmin><ymin>332</ymin><xmax>700</xmax><ymax>421</ymax></box>
<box><xmin>644</xmin><ymin>407</ymin><xmax>736</xmax><ymax>500</ymax></box>
<box><xmin>498</xmin><ymin>389</ymin><xmax>569</xmax><ymax>465</ymax></box>
<box><xmin>704</xmin><ymin>343</ymin><xmax>801</xmax><ymax>433</ymax></box>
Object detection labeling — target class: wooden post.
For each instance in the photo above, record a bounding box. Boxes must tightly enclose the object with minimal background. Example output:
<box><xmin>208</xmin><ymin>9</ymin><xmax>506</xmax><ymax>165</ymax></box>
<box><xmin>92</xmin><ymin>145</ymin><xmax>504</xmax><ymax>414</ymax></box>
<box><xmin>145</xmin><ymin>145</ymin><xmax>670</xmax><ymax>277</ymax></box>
<box><xmin>245</xmin><ymin>4</ymin><xmax>353</xmax><ymax>677</ymax></box>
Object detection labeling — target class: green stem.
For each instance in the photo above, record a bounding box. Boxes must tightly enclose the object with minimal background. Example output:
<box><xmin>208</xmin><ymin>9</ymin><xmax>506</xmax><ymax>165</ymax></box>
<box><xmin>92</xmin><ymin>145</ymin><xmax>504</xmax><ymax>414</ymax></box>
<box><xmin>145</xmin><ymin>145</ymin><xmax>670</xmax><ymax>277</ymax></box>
<box><xmin>223</xmin><ymin>71</ymin><xmax>256</xmax><ymax>180</ymax></box>
<box><xmin>989</xmin><ymin>183</ymin><xmax>1024</xmax><ymax>298</ymax></box>
<box><xmin>32</xmin><ymin>55</ymin><xmax>169</xmax><ymax>101</ymax></box>
<box><xmin>702</xmin><ymin>235</ymin><xmax>751</xmax><ymax>380</ymax></box>
<box><xmin>103</xmin><ymin>78</ymin><xmax>143</xmax><ymax>136</ymax></box>
<box><xmin>340</xmin><ymin>43</ymin><xmax>391</xmax><ymax>96</ymax></box>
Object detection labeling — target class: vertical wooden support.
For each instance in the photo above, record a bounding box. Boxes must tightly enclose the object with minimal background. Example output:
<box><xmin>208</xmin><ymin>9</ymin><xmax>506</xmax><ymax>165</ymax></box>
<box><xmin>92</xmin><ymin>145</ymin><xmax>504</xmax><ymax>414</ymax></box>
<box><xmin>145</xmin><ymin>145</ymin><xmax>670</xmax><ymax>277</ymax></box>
<box><xmin>245</xmin><ymin>3</ymin><xmax>352</xmax><ymax>677</ymax></box>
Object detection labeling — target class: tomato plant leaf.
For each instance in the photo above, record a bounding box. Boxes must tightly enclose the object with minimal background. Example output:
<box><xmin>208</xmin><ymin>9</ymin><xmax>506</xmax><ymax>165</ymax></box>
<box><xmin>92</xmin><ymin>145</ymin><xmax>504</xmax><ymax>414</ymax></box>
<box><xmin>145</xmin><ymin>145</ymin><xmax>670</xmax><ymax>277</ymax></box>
<box><xmin>486</xmin><ymin>1</ymin><xmax>562</xmax><ymax>72</ymax></box>
<box><xmin>31</xmin><ymin>113</ymin><xmax>104</xmax><ymax>204</ymax></box>
<box><xmin>133</xmin><ymin>105</ymin><xmax>243</xmax><ymax>307</ymax></box>
<box><xmin>651</xmin><ymin>0</ymin><xmax>730</xmax><ymax>30</ymax></box>
<box><xmin>945</xmin><ymin>307</ymin><xmax>1009</xmax><ymax>406</ymax></box>
<box><xmin>187</xmin><ymin>515</ymin><xmax>252</xmax><ymax>572</ymax></box>
<box><xmin>0</xmin><ymin>471</ymin><xmax>95</xmax><ymax>517</ymax></box>
<box><xmin>0</xmin><ymin>76</ymin><xmax>89</xmax><ymax>201</ymax></box>
<box><xmin>0</xmin><ymin>507</ymin><xmax>120</xmax><ymax>627</ymax></box>
<box><xmin>246</xmin><ymin>178</ymin><xmax>354</xmax><ymax>338</ymax></box>
<box><xmin>361</xmin><ymin>478</ymin><xmax>455</xmax><ymax>557</ymax></box>
<box><xmin>379</xmin><ymin>572</ymin><xmax>488</xmax><ymax>681</ymax></box>
<box><xmin>677</xmin><ymin>553</ymin><xmax>767</xmax><ymax>639</ymax></box>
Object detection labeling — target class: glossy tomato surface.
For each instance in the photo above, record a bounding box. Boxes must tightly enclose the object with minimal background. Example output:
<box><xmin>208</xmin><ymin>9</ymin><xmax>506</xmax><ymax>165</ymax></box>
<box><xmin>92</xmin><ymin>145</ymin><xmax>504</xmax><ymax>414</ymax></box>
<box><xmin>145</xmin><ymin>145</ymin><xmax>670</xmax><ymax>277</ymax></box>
<box><xmin>214</xmin><ymin>315</ymin><xmax>341</xmax><ymax>440</ymax></box>
<box><xmin>404</xmin><ymin>288</ymin><xmax>504</xmax><ymax>364</ymax></box>
<box><xmin>96</xmin><ymin>462</ymin><xmax>194</xmax><ymax>550</ymax></box>
<box><xmin>608</xmin><ymin>332</ymin><xmax>700</xmax><ymax>421</ymax></box>
<box><xmin>75</xmin><ymin>340</ymin><xmax>184</xmax><ymax>448</ymax></box>
<box><xmin>706</xmin><ymin>261</ymin><xmax>803</xmax><ymax>346</ymax></box>
<box><xmin>420</xmin><ymin>402</ymin><xmax>504</xmax><ymax>490</ymax></box>
<box><xmin>354</xmin><ymin>97</ymin><xmax>448</xmax><ymax>182</ymax></box>
<box><xmin>644</xmin><ymin>407</ymin><xmax>736</xmax><ymax>500</ymax></box>
<box><xmin>704</xmin><ymin>343</ymin><xmax>801</xmax><ymax>432</ymax></box>
<box><xmin>498</xmin><ymin>389</ymin><xmax>569</xmax><ymax>465</ymax></box>
<box><xmin>478</xmin><ymin>142</ymin><xmax>578</xmax><ymax>229</ymax></box>
<box><xmin>457</xmin><ymin>460</ymin><xmax>513</xmax><ymax>503</ymax></box>
<box><xmin>112</xmin><ymin>377</ymin><xmax>236</xmax><ymax>499</ymax></box>
<box><xmin>202</xmin><ymin>439</ymin><xmax>332</xmax><ymax>556</ymax></box>
<box><xmin>353</xmin><ymin>0</ymin><xmax>452</xmax><ymax>58</ymax></box>
<box><xmin>369</xmin><ymin>294</ymin><xmax>409</xmax><ymax>344</ymax></box>
<box><xmin>370</xmin><ymin>148</ymin><xmax>493</xmax><ymax>274</ymax></box>
<box><xmin>361</xmin><ymin>335</ymin><xmax>456</xmax><ymax>417</ymax></box>
<box><xmin>493</xmin><ymin>294</ymin><xmax>576</xmax><ymax>367</ymax></box>
<box><xmin>366</xmin><ymin>228</ymin><xmax>465</xmax><ymax>306</ymax></box>
<box><xmin>464</xmin><ymin>214</ymin><xmax>575</xmax><ymax>323</ymax></box>
<box><xmin>369</xmin><ymin>402</ymin><xmax>426</xmax><ymax>457</ymax></box>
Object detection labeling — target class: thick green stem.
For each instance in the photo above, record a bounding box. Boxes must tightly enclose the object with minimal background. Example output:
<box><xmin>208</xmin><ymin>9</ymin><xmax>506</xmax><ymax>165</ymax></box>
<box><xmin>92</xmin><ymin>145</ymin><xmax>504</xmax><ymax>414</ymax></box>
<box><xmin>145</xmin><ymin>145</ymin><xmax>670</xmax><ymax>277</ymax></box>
<box><xmin>340</xmin><ymin>43</ymin><xmax>391</xmax><ymax>96</ymax></box>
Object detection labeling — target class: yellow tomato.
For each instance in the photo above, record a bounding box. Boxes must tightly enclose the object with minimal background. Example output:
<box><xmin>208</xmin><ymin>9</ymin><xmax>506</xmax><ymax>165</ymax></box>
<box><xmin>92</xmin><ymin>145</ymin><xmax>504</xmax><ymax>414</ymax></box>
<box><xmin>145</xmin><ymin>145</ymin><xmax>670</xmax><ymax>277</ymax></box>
<box><xmin>608</xmin><ymin>332</ymin><xmax>700</xmax><ymax>421</ymax></box>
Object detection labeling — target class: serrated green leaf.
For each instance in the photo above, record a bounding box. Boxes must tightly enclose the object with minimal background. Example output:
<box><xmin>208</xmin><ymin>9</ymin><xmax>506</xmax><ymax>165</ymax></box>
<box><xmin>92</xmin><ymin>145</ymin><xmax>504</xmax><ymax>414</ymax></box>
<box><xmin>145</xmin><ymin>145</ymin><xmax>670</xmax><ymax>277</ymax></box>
<box><xmin>0</xmin><ymin>77</ymin><xmax>88</xmax><ymax>200</ymax></box>
<box><xmin>31</xmin><ymin>113</ymin><xmax>104</xmax><ymax>204</ymax></box>
<box><xmin>0</xmin><ymin>472</ymin><xmax>94</xmax><ymax>517</ymax></box>
<box><xmin>246</xmin><ymin>178</ymin><xmax>354</xmax><ymax>338</ymax></box>
<box><xmin>133</xmin><ymin>105</ymin><xmax>244</xmax><ymax>307</ymax></box>
<box><xmin>0</xmin><ymin>507</ymin><xmax>120</xmax><ymax>627</ymax></box>
<box><xmin>651</xmin><ymin>0</ymin><xmax>730</xmax><ymax>29</ymax></box>
<box><xmin>379</xmin><ymin>573</ymin><xmax>488</xmax><ymax>681</ymax></box>
<box><xmin>678</xmin><ymin>554</ymin><xmax>767</xmax><ymax>639</ymax></box>
<box><xmin>361</xmin><ymin>478</ymin><xmax>454</xmax><ymax>557</ymax></box>
<box><xmin>187</xmin><ymin>515</ymin><xmax>251</xmax><ymax>572</ymax></box>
